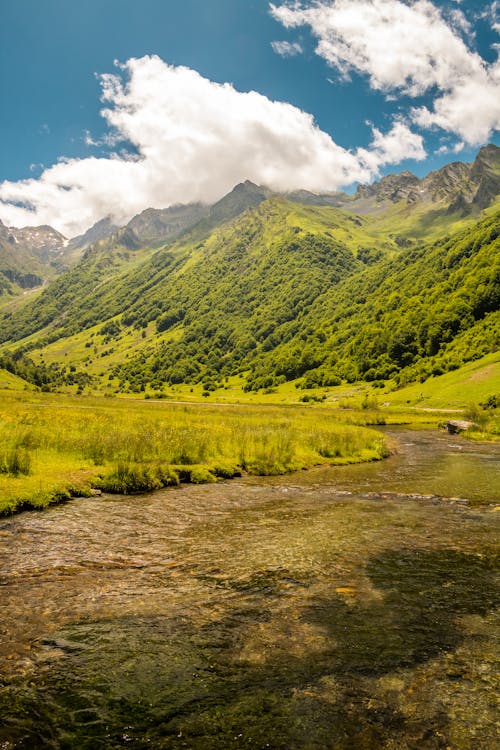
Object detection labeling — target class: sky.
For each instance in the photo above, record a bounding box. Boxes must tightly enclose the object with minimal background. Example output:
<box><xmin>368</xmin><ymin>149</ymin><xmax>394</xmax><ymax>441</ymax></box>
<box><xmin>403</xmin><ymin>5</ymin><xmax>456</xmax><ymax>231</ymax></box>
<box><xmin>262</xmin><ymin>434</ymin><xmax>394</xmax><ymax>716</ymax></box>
<box><xmin>0</xmin><ymin>0</ymin><xmax>499</xmax><ymax>236</ymax></box>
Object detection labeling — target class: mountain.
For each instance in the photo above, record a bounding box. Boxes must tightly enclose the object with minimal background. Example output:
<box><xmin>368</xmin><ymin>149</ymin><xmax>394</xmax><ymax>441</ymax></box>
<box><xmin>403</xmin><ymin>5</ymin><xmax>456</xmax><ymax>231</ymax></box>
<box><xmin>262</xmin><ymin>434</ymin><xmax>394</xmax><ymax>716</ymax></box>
<box><xmin>124</xmin><ymin>202</ymin><xmax>210</xmax><ymax>246</ymax></box>
<box><xmin>283</xmin><ymin>189</ymin><xmax>349</xmax><ymax>207</ymax></box>
<box><xmin>207</xmin><ymin>180</ymin><xmax>271</xmax><ymax>224</ymax></box>
<box><xmin>8</xmin><ymin>224</ymin><xmax>67</xmax><ymax>263</ymax></box>
<box><xmin>0</xmin><ymin>220</ymin><xmax>45</xmax><ymax>292</ymax></box>
<box><xmin>107</xmin><ymin>204</ymin><xmax>499</xmax><ymax>393</ymax></box>
<box><xmin>0</xmin><ymin>145</ymin><xmax>498</xmax><ymax>396</ymax></box>
<box><xmin>67</xmin><ymin>184</ymin><xmax>267</xmax><ymax>258</ymax></box>
<box><xmin>67</xmin><ymin>217</ymin><xmax>120</xmax><ymax>251</ymax></box>
<box><xmin>0</xmin><ymin>220</ymin><xmax>70</xmax><ymax>294</ymax></box>
<box><xmin>353</xmin><ymin>144</ymin><xmax>500</xmax><ymax>213</ymax></box>
<box><xmin>355</xmin><ymin>170</ymin><xmax>420</xmax><ymax>203</ymax></box>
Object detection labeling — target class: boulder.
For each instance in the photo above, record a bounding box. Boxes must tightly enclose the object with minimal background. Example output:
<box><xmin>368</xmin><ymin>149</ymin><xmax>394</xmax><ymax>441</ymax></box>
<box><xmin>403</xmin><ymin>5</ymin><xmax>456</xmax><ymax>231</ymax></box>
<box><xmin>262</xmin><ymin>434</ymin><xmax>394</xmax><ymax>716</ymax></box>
<box><xmin>445</xmin><ymin>420</ymin><xmax>476</xmax><ymax>434</ymax></box>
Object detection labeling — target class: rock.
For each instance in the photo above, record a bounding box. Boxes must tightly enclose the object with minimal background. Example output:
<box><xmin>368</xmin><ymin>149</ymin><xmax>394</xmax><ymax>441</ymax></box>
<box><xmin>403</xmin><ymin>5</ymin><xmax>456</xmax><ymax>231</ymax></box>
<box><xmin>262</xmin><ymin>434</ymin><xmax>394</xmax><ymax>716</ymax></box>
<box><xmin>445</xmin><ymin>420</ymin><xmax>476</xmax><ymax>434</ymax></box>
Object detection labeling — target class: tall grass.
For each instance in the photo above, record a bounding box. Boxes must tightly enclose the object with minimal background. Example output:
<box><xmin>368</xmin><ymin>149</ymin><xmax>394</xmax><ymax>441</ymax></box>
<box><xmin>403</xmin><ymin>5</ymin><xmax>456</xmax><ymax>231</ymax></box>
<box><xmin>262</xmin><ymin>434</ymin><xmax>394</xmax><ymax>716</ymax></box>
<box><xmin>0</xmin><ymin>448</ymin><xmax>32</xmax><ymax>477</ymax></box>
<box><xmin>0</xmin><ymin>390</ymin><xmax>389</xmax><ymax>513</ymax></box>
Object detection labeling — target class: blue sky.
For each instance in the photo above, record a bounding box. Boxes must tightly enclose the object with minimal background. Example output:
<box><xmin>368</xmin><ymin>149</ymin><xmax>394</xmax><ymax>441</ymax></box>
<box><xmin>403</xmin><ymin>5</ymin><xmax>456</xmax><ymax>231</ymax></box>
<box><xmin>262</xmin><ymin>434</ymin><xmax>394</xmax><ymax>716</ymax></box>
<box><xmin>1</xmin><ymin>0</ymin><xmax>499</xmax><ymax>235</ymax></box>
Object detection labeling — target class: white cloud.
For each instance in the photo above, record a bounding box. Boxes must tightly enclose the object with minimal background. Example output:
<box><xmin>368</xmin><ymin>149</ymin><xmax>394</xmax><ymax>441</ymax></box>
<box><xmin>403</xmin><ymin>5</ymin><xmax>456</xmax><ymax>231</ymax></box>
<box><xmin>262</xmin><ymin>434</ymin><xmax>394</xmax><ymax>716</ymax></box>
<box><xmin>480</xmin><ymin>1</ymin><xmax>500</xmax><ymax>25</ymax></box>
<box><xmin>270</xmin><ymin>0</ymin><xmax>478</xmax><ymax>95</ymax></box>
<box><xmin>447</xmin><ymin>7</ymin><xmax>472</xmax><ymax>36</ymax></box>
<box><xmin>412</xmin><ymin>59</ymin><xmax>500</xmax><ymax>144</ymax></box>
<box><xmin>0</xmin><ymin>55</ymin><xmax>423</xmax><ymax>236</ymax></box>
<box><xmin>356</xmin><ymin>119</ymin><xmax>426</xmax><ymax>172</ymax></box>
<box><xmin>83</xmin><ymin>129</ymin><xmax>97</xmax><ymax>147</ymax></box>
<box><xmin>435</xmin><ymin>140</ymin><xmax>464</xmax><ymax>156</ymax></box>
<box><xmin>270</xmin><ymin>0</ymin><xmax>500</xmax><ymax>145</ymax></box>
<box><xmin>271</xmin><ymin>40</ymin><xmax>304</xmax><ymax>56</ymax></box>
<box><xmin>479</xmin><ymin>1</ymin><xmax>500</xmax><ymax>33</ymax></box>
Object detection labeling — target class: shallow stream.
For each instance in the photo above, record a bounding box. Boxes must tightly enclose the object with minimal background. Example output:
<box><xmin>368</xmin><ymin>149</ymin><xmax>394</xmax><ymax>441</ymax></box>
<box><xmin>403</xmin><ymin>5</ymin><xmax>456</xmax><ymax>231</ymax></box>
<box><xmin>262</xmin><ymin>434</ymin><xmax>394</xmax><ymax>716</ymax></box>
<box><xmin>0</xmin><ymin>428</ymin><xmax>499</xmax><ymax>749</ymax></box>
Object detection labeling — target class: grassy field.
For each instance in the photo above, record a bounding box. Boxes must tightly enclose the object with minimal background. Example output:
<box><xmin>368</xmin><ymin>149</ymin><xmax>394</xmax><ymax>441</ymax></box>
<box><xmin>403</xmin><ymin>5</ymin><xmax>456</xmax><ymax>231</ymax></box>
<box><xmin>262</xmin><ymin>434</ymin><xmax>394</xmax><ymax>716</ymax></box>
<box><xmin>1</xmin><ymin>349</ymin><xmax>497</xmax><ymax>515</ymax></box>
<box><xmin>0</xmin><ymin>389</ymin><xmax>390</xmax><ymax>515</ymax></box>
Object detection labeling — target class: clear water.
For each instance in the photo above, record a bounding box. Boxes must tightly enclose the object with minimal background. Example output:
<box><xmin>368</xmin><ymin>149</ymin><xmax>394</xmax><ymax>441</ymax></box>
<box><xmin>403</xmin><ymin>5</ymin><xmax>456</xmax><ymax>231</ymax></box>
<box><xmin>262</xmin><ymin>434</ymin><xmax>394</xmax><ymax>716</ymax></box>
<box><xmin>0</xmin><ymin>428</ymin><xmax>498</xmax><ymax>749</ymax></box>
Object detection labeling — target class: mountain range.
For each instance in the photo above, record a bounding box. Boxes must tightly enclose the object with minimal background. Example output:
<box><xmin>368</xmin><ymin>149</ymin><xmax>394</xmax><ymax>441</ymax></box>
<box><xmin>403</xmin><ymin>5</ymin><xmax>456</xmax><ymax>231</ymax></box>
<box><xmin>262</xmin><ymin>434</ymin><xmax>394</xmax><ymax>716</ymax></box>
<box><xmin>0</xmin><ymin>144</ymin><xmax>498</xmax><ymax>396</ymax></box>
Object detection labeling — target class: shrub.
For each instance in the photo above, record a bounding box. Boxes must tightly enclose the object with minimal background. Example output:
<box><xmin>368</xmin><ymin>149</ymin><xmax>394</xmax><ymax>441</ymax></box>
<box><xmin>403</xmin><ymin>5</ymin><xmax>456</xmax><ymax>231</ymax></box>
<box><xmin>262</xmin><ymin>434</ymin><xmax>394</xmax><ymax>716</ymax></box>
<box><xmin>186</xmin><ymin>466</ymin><xmax>217</xmax><ymax>484</ymax></box>
<box><xmin>481</xmin><ymin>394</ymin><xmax>499</xmax><ymax>410</ymax></box>
<box><xmin>212</xmin><ymin>462</ymin><xmax>242</xmax><ymax>479</ymax></box>
<box><xmin>463</xmin><ymin>403</ymin><xmax>488</xmax><ymax>427</ymax></box>
<box><xmin>97</xmin><ymin>463</ymin><xmax>162</xmax><ymax>494</ymax></box>
<box><xmin>157</xmin><ymin>466</ymin><xmax>180</xmax><ymax>486</ymax></box>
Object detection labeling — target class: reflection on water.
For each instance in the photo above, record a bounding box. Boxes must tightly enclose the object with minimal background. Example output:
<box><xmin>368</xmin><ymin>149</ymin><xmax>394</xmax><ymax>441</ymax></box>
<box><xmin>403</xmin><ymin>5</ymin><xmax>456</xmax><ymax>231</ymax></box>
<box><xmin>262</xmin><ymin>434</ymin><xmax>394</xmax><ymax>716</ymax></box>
<box><xmin>0</xmin><ymin>429</ymin><xmax>498</xmax><ymax>749</ymax></box>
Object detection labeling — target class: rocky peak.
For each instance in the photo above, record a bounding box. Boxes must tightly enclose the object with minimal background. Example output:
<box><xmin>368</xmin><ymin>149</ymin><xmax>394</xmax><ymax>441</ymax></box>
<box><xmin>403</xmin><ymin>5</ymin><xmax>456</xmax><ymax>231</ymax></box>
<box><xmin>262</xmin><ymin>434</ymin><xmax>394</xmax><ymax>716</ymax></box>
<box><xmin>468</xmin><ymin>144</ymin><xmax>500</xmax><ymax>208</ymax></box>
<box><xmin>125</xmin><ymin>202</ymin><xmax>210</xmax><ymax>246</ymax></box>
<box><xmin>208</xmin><ymin>181</ymin><xmax>271</xmax><ymax>224</ymax></box>
<box><xmin>471</xmin><ymin>143</ymin><xmax>500</xmax><ymax>174</ymax></box>
<box><xmin>8</xmin><ymin>225</ymin><xmax>67</xmax><ymax>263</ymax></box>
<box><xmin>0</xmin><ymin>219</ymin><xmax>13</xmax><ymax>242</ymax></box>
<box><xmin>420</xmin><ymin>161</ymin><xmax>472</xmax><ymax>202</ymax></box>
<box><xmin>68</xmin><ymin>216</ymin><xmax>120</xmax><ymax>251</ymax></box>
<box><xmin>355</xmin><ymin>170</ymin><xmax>419</xmax><ymax>202</ymax></box>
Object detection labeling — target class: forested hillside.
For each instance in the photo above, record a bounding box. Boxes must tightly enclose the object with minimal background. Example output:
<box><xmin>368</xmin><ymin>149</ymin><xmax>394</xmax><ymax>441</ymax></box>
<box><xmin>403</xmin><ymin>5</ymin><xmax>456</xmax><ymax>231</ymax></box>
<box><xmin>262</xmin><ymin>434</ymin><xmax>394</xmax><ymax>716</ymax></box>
<box><xmin>0</xmin><ymin>147</ymin><xmax>498</xmax><ymax>396</ymax></box>
<box><xmin>107</xmin><ymin>206</ymin><xmax>498</xmax><ymax>392</ymax></box>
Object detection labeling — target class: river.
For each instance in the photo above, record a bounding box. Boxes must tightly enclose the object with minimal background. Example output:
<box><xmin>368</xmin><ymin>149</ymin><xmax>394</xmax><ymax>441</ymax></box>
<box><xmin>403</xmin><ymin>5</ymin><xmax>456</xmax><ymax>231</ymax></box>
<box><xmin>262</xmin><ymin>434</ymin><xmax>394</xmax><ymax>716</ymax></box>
<box><xmin>0</xmin><ymin>428</ymin><xmax>499</xmax><ymax>749</ymax></box>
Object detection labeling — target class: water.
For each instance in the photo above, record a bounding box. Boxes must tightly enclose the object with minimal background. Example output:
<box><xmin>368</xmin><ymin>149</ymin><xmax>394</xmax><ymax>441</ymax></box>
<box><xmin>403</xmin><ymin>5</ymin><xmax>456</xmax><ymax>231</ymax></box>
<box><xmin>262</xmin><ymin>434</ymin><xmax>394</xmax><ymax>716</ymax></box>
<box><xmin>0</xmin><ymin>428</ymin><xmax>499</xmax><ymax>749</ymax></box>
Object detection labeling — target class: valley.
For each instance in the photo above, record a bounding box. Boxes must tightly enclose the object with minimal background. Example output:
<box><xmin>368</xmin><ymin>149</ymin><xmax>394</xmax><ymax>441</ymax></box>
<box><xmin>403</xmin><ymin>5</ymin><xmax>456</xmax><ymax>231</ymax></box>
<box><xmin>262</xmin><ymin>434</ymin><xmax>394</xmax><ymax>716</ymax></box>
<box><xmin>0</xmin><ymin>145</ymin><xmax>498</xmax><ymax>515</ymax></box>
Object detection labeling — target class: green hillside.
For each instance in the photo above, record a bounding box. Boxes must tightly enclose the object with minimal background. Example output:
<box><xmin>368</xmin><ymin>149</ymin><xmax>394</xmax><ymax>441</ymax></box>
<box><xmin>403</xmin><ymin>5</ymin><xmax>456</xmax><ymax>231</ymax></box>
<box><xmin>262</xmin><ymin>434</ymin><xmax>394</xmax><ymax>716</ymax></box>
<box><xmin>101</xmin><ymin>203</ymin><xmax>499</xmax><ymax>394</ymax></box>
<box><xmin>246</xmin><ymin>209</ymin><xmax>499</xmax><ymax>390</ymax></box>
<box><xmin>0</xmin><ymin>148</ymin><xmax>498</xmax><ymax>404</ymax></box>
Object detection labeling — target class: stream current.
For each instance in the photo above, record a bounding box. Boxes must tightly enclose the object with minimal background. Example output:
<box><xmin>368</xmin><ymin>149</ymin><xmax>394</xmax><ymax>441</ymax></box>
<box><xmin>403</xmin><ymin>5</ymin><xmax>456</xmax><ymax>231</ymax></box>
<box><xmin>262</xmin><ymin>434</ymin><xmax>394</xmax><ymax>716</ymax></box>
<box><xmin>0</xmin><ymin>428</ymin><xmax>499</xmax><ymax>749</ymax></box>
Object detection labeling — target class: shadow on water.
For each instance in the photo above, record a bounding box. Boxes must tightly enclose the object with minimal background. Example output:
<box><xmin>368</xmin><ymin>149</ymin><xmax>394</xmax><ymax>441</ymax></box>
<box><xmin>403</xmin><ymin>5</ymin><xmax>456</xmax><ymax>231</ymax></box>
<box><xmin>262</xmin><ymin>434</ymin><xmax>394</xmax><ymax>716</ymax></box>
<box><xmin>1</xmin><ymin>549</ymin><xmax>498</xmax><ymax>750</ymax></box>
<box><xmin>306</xmin><ymin>549</ymin><xmax>500</xmax><ymax>674</ymax></box>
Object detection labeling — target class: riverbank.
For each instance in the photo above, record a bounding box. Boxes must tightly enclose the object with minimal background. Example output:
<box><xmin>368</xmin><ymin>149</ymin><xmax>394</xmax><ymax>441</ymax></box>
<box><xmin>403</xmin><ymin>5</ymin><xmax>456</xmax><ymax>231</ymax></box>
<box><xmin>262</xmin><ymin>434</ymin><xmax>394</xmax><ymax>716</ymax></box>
<box><xmin>0</xmin><ymin>389</ymin><xmax>392</xmax><ymax>515</ymax></box>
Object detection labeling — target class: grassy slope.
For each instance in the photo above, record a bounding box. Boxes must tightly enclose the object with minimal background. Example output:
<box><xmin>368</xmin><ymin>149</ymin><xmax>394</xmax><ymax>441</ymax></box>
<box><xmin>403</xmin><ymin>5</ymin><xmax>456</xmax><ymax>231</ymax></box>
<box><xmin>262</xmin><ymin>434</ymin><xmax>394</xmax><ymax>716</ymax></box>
<box><xmin>388</xmin><ymin>351</ymin><xmax>500</xmax><ymax>409</ymax></box>
<box><xmin>0</xmin><ymin>368</ymin><xmax>31</xmax><ymax>390</ymax></box>
<box><xmin>0</xmin><ymin>241</ymin><xmax>154</xmax><ymax>345</ymax></box>
<box><xmin>232</xmin><ymin>207</ymin><xmax>499</xmax><ymax>390</ymax></box>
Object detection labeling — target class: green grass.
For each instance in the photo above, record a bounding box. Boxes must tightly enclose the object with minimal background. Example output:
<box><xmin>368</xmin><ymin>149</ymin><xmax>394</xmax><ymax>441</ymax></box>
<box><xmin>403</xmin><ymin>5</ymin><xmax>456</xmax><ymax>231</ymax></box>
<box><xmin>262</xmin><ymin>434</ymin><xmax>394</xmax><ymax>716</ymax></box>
<box><xmin>0</xmin><ymin>367</ymin><xmax>32</xmax><ymax>391</ymax></box>
<box><xmin>387</xmin><ymin>351</ymin><xmax>500</xmax><ymax>409</ymax></box>
<box><xmin>0</xmin><ymin>389</ymin><xmax>389</xmax><ymax>515</ymax></box>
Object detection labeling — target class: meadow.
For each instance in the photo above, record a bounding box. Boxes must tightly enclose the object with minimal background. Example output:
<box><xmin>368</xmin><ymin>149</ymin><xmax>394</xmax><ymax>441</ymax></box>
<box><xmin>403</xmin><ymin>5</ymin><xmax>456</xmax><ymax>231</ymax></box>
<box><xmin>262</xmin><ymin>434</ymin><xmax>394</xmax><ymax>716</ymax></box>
<box><xmin>0</xmin><ymin>389</ymin><xmax>390</xmax><ymax>515</ymax></box>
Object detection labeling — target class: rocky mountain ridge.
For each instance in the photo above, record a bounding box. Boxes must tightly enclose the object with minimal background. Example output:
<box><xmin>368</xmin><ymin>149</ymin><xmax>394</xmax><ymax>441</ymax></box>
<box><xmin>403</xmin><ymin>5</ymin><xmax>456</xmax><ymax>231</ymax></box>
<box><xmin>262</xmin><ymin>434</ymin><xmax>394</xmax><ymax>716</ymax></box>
<box><xmin>8</xmin><ymin>224</ymin><xmax>67</xmax><ymax>262</ymax></box>
<box><xmin>1</xmin><ymin>144</ymin><xmax>499</xmax><ymax>292</ymax></box>
<box><xmin>353</xmin><ymin>144</ymin><xmax>500</xmax><ymax>211</ymax></box>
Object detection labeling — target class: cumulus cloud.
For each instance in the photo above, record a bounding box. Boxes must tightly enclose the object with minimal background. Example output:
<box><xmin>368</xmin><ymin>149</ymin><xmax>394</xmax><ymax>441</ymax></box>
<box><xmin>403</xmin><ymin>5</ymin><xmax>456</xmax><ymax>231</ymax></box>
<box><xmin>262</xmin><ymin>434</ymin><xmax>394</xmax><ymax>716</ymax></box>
<box><xmin>0</xmin><ymin>55</ymin><xmax>423</xmax><ymax>236</ymax></box>
<box><xmin>271</xmin><ymin>40</ymin><xmax>304</xmax><ymax>56</ymax></box>
<box><xmin>412</xmin><ymin>60</ymin><xmax>500</xmax><ymax>144</ymax></box>
<box><xmin>356</xmin><ymin>119</ymin><xmax>425</xmax><ymax>172</ymax></box>
<box><xmin>270</xmin><ymin>0</ymin><xmax>500</xmax><ymax>144</ymax></box>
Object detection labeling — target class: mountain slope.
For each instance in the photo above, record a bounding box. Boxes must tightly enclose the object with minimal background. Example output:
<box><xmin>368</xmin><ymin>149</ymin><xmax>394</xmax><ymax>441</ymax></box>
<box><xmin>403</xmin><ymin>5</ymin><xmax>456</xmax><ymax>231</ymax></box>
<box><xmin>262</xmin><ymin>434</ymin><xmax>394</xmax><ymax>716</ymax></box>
<box><xmin>6</xmin><ymin>198</ymin><xmax>496</xmax><ymax>397</ymax></box>
<box><xmin>67</xmin><ymin>217</ymin><xmax>120</xmax><ymax>251</ymax></box>
<box><xmin>0</xmin><ymin>220</ymin><xmax>46</xmax><ymax>293</ymax></box>
<box><xmin>0</xmin><ymin>147</ymin><xmax>498</xmax><ymax>395</ymax></box>
<box><xmin>104</xmin><ymin>206</ymin><xmax>497</xmax><ymax>392</ymax></box>
<box><xmin>245</xmin><ymin>210</ymin><xmax>499</xmax><ymax>389</ymax></box>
